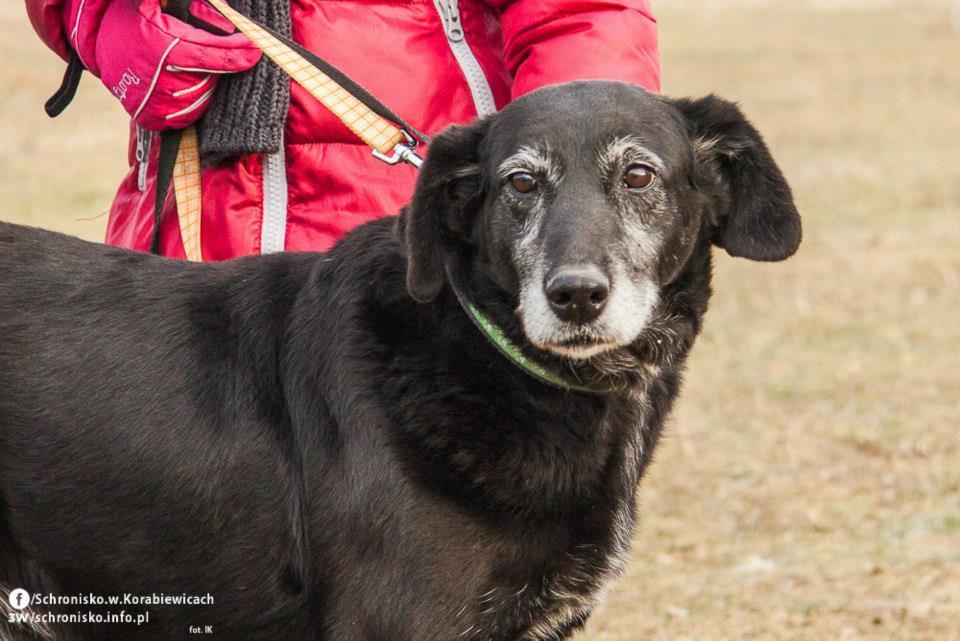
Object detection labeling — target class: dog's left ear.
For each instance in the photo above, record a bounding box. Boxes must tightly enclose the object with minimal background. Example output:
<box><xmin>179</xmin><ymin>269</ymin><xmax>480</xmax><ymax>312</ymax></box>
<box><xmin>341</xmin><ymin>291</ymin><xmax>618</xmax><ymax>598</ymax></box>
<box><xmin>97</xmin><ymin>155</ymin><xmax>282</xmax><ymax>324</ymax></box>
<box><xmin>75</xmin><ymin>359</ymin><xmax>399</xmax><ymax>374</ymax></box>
<box><xmin>671</xmin><ymin>95</ymin><xmax>801</xmax><ymax>261</ymax></box>
<box><xmin>403</xmin><ymin>119</ymin><xmax>489</xmax><ymax>302</ymax></box>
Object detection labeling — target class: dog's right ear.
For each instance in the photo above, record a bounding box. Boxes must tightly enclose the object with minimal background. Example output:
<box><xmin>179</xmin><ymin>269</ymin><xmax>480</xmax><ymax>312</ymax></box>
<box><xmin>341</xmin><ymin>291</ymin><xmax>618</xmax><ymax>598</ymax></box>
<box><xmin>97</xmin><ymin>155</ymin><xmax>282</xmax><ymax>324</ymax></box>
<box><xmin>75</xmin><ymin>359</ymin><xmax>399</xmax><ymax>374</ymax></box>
<box><xmin>403</xmin><ymin>119</ymin><xmax>489</xmax><ymax>302</ymax></box>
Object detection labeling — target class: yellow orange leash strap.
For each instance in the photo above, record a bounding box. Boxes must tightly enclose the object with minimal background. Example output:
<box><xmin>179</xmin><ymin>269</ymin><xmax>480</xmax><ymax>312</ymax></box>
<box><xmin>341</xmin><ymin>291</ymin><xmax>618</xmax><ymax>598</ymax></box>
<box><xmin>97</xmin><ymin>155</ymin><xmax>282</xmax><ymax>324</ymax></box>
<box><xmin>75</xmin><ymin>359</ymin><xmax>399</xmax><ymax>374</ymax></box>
<box><xmin>173</xmin><ymin>125</ymin><xmax>202</xmax><ymax>261</ymax></box>
<box><xmin>152</xmin><ymin>0</ymin><xmax>203</xmax><ymax>260</ymax></box>
<box><xmin>206</xmin><ymin>0</ymin><xmax>425</xmax><ymax>166</ymax></box>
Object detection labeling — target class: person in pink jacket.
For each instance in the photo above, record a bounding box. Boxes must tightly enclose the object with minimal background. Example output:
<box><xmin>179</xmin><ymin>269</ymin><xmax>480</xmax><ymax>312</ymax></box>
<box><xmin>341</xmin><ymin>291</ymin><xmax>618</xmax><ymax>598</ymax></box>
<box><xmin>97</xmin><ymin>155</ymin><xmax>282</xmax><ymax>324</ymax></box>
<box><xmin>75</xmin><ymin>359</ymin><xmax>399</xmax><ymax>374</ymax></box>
<box><xmin>27</xmin><ymin>0</ymin><xmax>660</xmax><ymax>260</ymax></box>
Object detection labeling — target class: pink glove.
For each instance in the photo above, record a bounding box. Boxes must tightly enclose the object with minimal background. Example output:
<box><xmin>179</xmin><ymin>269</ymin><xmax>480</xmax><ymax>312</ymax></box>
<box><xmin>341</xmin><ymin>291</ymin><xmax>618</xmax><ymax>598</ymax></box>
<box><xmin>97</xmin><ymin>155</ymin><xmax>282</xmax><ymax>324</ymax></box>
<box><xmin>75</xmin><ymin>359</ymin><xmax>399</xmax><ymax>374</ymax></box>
<box><xmin>89</xmin><ymin>0</ymin><xmax>262</xmax><ymax>130</ymax></box>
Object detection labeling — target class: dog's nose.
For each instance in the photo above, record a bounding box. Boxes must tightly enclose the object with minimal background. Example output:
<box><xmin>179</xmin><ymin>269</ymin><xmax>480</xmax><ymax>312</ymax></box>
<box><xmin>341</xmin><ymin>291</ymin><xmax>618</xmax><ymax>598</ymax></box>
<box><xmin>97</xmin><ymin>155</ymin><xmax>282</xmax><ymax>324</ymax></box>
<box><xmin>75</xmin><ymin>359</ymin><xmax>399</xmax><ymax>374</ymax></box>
<box><xmin>544</xmin><ymin>266</ymin><xmax>610</xmax><ymax>324</ymax></box>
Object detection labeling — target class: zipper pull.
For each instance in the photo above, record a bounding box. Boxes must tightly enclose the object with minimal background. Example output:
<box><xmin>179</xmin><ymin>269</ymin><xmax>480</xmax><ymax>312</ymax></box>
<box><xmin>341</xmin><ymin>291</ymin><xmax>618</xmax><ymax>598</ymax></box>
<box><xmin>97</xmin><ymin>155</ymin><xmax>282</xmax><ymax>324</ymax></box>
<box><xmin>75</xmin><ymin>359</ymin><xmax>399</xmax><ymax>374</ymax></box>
<box><xmin>135</xmin><ymin>126</ymin><xmax>152</xmax><ymax>192</ymax></box>
<box><xmin>435</xmin><ymin>0</ymin><xmax>464</xmax><ymax>42</ymax></box>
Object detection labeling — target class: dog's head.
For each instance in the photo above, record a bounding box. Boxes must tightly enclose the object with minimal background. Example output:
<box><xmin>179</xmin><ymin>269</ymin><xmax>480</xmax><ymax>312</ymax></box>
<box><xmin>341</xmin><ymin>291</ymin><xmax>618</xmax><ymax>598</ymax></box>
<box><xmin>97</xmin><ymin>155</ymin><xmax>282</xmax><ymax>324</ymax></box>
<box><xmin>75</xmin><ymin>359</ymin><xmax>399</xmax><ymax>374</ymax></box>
<box><xmin>404</xmin><ymin>81</ymin><xmax>800</xmax><ymax>360</ymax></box>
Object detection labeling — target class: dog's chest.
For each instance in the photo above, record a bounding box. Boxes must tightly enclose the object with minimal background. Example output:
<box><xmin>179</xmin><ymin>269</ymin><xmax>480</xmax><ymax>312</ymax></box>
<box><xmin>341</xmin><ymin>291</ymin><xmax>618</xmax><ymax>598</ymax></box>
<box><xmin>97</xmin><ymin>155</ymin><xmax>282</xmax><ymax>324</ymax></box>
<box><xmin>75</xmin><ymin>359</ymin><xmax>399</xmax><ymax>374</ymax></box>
<box><xmin>460</xmin><ymin>504</ymin><xmax>636</xmax><ymax>641</ymax></box>
<box><xmin>457</xmin><ymin>404</ymin><xmax>647</xmax><ymax>640</ymax></box>
<box><xmin>521</xmin><ymin>545</ymin><xmax>630</xmax><ymax>640</ymax></box>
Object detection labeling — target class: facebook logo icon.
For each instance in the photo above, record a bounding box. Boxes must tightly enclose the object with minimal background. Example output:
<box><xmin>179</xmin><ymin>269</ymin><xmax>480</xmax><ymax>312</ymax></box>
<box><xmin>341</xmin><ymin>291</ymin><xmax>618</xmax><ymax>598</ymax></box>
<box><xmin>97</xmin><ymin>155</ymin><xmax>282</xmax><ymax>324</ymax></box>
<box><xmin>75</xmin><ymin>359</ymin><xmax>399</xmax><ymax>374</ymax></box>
<box><xmin>7</xmin><ymin>588</ymin><xmax>30</xmax><ymax>611</ymax></box>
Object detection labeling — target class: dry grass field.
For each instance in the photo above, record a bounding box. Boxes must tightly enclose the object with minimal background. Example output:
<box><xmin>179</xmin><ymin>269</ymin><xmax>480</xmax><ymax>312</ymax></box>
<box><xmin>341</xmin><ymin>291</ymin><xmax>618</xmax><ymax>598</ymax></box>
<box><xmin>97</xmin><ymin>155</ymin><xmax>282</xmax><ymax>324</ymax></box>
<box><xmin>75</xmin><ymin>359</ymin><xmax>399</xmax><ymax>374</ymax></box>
<box><xmin>2</xmin><ymin>1</ymin><xmax>959</xmax><ymax>640</ymax></box>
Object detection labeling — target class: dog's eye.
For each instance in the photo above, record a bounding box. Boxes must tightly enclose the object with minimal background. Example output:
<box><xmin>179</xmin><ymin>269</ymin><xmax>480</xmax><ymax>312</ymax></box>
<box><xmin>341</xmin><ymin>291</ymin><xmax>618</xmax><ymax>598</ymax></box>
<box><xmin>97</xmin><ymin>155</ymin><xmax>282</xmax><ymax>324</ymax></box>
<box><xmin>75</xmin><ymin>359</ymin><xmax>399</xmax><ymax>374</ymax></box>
<box><xmin>624</xmin><ymin>164</ymin><xmax>656</xmax><ymax>191</ymax></box>
<box><xmin>508</xmin><ymin>172</ymin><xmax>538</xmax><ymax>194</ymax></box>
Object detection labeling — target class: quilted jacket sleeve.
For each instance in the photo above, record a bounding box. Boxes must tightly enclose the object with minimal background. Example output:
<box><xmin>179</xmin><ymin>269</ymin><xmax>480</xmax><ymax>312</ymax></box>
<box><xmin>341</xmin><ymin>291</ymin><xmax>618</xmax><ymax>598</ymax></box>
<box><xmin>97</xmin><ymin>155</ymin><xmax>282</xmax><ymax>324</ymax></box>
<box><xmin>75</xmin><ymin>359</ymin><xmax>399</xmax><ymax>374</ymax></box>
<box><xmin>486</xmin><ymin>0</ymin><xmax>660</xmax><ymax>97</ymax></box>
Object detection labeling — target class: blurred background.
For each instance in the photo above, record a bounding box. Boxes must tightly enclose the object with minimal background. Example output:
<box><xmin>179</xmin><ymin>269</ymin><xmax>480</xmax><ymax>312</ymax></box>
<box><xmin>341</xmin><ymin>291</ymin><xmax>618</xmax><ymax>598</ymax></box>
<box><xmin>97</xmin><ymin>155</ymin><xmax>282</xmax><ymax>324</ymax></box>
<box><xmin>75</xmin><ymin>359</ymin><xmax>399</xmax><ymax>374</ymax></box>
<box><xmin>2</xmin><ymin>1</ymin><xmax>959</xmax><ymax>639</ymax></box>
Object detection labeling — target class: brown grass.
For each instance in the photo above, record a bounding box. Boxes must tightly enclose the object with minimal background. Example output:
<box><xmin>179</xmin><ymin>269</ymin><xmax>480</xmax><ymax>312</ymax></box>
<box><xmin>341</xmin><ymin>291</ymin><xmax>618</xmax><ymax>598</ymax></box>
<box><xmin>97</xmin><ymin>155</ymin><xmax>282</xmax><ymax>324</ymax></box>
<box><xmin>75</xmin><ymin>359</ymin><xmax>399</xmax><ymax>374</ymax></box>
<box><xmin>2</xmin><ymin>1</ymin><xmax>958</xmax><ymax>639</ymax></box>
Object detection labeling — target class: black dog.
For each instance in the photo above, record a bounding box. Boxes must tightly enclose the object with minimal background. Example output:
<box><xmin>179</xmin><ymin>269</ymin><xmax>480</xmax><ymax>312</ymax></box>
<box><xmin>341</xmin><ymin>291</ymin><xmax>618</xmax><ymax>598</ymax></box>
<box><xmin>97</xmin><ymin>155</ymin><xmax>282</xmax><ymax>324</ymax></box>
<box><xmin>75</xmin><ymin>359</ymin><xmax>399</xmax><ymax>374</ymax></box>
<box><xmin>0</xmin><ymin>81</ymin><xmax>800</xmax><ymax>641</ymax></box>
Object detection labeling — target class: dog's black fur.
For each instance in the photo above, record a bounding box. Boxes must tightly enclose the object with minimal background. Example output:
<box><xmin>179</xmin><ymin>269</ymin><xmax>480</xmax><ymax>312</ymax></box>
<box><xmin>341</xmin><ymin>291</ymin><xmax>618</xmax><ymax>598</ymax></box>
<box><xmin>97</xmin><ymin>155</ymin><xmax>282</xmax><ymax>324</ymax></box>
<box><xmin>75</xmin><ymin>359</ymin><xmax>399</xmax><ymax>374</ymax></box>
<box><xmin>0</xmin><ymin>82</ymin><xmax>800</xmax><ymax>641</ymax></box>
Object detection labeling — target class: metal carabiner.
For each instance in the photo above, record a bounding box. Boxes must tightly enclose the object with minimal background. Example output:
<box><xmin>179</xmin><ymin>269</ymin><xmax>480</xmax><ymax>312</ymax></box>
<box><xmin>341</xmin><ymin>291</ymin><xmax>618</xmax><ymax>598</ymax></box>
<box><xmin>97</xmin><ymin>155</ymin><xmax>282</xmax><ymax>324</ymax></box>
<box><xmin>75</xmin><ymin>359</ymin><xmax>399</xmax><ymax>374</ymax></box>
<box><xmin>371</xmin><ymin>130</ymin><xmax>424</xmax><ymax>169</ymax></box>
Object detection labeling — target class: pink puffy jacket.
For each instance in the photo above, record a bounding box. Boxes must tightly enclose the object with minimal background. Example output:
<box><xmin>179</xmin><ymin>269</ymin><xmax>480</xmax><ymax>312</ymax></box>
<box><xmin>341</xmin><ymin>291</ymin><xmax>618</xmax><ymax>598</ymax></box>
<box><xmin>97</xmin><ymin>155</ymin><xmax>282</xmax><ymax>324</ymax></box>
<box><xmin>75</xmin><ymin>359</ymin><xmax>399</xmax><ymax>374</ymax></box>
<box><xmin>27</xmin><ymin>0</ymin><xmax>660</xmax><ymax>259</ymax></box>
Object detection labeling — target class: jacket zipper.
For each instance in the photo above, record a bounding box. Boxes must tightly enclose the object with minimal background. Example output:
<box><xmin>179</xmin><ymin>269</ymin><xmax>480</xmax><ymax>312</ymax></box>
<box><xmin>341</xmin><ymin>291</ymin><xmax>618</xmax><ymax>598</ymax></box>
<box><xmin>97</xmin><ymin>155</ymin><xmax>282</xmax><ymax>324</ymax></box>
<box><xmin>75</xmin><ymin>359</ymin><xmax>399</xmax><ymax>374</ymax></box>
<box><xmin>432</xmin><ymin>0</ymin><xmax>497</xmax><ymax>117</ymax></box>
<box><xmin>136</xmin><ymin>126</ymin><xmax>151</xmax><ymax>192</ymax></box>
<box><xmin>260</xmin><ymin>138</ymin><xmax>288</xmax><ymax>254</ymax></box>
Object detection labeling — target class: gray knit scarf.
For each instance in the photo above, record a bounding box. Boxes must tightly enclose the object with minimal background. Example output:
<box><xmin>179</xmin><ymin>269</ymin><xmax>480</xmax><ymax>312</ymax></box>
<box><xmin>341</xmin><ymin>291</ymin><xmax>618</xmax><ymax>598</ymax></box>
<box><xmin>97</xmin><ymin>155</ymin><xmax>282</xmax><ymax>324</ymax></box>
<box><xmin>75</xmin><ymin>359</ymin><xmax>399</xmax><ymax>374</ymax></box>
<box><xmin>199</xmin><ymin>0</ymin><xmax>292</xmax><ymax>165</ymax></box>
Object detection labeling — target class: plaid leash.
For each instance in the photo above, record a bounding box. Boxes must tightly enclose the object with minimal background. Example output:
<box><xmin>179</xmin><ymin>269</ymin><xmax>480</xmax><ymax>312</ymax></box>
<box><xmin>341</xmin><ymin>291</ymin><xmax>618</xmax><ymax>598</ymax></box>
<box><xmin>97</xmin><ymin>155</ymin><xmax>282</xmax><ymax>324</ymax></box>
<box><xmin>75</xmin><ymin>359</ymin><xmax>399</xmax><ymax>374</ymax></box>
<box><xmin>172</xmin><ymin>126</ymin><xmax>202</xmax><ymax>261</ymax></box>
<box><xmin>206</xmin><ymin>0</ymin><xmax>426</xmax><ymax>166</ymax></box>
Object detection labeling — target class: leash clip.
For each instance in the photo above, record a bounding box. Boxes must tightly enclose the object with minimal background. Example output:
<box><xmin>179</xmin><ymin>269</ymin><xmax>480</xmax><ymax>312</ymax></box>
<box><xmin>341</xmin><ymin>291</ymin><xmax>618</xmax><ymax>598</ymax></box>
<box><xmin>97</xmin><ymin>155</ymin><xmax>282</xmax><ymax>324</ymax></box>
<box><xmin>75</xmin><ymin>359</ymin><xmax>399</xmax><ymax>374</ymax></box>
<box><xmin>372</xmin><ymin>131</ymin><xmax>424</xmax><ymax>169</ymax></box>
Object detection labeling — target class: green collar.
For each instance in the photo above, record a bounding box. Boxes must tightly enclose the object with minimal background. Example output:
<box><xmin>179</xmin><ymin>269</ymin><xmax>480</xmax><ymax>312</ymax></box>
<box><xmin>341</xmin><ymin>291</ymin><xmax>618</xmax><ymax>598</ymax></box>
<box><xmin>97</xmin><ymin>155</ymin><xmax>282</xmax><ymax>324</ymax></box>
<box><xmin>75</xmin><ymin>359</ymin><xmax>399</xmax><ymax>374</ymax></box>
<box><xmin>447</xmin><ymin>273</ymin><xmax>616</xmax><ymax>395</ymax></box>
